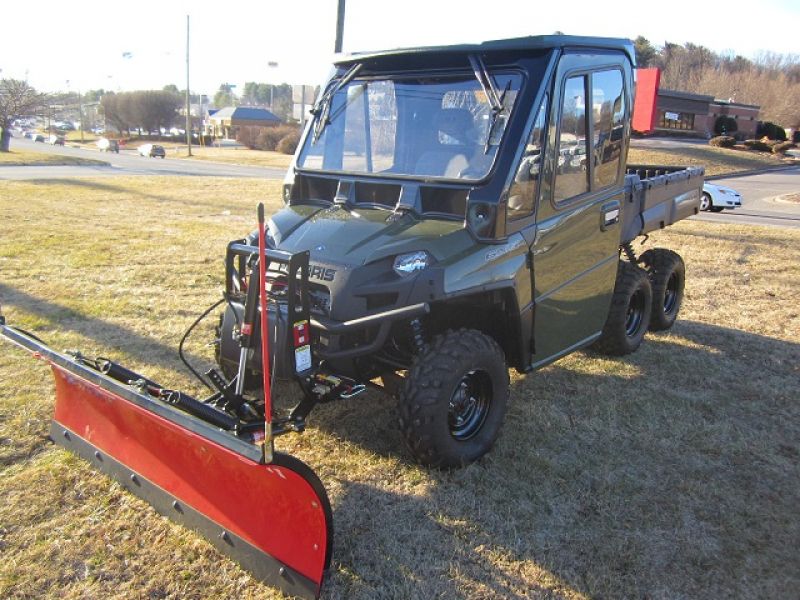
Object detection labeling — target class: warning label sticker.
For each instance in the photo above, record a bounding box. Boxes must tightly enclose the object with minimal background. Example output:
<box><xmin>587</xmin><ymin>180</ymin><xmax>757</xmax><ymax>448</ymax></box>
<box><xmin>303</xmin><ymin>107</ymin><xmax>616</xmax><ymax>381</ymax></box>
<box><xmin>295</xmin><ymin>345</ymin><xmax>312</xmax><ymax>372</ymax></box>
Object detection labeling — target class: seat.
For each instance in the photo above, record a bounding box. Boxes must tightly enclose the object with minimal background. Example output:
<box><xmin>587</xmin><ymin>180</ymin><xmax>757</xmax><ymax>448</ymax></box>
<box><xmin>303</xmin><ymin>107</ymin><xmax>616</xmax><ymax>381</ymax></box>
<box><xmin>414</xmin><ymin>108</ymin><xmax>475</xmax><ymax>177</ymax></box>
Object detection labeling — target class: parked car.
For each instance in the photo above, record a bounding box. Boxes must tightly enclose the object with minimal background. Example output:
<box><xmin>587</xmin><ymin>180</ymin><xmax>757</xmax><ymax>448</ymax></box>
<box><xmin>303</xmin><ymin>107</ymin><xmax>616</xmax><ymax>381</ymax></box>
<box><xmin>701</xmin><ymin>182</ymin><xmax>742</xmax><ymax>212</ymax></box>
<box><xmin>137</xmin><ymin>143</ymin><xmax>166</xmax><ymax>158</ymax></box>
<box><xmin>30</xmin><ymin>133</ymin><xmax>45</xmax><ymax>142</ymax></box>
<box><xmin>47</xmin><ymin>135</ymin><xmax>65</xmax><ymax>146</ymax></box>
<box><xmin>97</xmin><ymin>138</ymin><xmax>119</xmax><ymax>153</ymax></box>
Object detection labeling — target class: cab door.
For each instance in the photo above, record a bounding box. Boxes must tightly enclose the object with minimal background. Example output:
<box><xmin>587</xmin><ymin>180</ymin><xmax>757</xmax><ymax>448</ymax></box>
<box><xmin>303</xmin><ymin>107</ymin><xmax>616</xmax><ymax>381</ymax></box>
<box><xmin>528</xmin><ymin>53</ymin><xmax>631</xmax><ymax>366</ymax></box>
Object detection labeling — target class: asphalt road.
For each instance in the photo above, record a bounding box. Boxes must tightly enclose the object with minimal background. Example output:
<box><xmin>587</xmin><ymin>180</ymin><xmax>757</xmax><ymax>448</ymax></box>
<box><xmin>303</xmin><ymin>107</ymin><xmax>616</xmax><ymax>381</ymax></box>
<box><xmin>4</xmin><ymin>136</ymin><xmax>798</xmax><ymax>228</ymax></box>
<box><xmin>692</xmin><ymin>167</ymin><xmax>800</xmax><ymax>229</ymax></box>
<box><xmin>0</xmin><ymin>136</ymin><xmax>286</xmax><ymax>179</ymax></box>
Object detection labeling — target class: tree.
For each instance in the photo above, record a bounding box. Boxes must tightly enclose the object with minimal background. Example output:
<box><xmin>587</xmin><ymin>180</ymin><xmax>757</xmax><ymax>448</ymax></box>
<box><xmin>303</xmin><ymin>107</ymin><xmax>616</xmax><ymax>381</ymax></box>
<box><xmin>214</xmin><ymin>84</ymin><xmax>237</xmax><ymax>108</ymax></box>
<box><xmin>163</xmin><ymin>84</ymin><xmax>180</xmax><ymax>95</ymax></box>
<box><xmin>0</xmin><ymin>79</ymin><xmax>45</xmax><ymax>151</ymax></box>
<box><xmin>634</xmin><ymin>36</ymin><xmax>657</xmax><ymax>68</ymax></box>
<box><xmin>100</xmin><ymin>90</ymin><xmax>181</xmax><ymax>135</ymax></box>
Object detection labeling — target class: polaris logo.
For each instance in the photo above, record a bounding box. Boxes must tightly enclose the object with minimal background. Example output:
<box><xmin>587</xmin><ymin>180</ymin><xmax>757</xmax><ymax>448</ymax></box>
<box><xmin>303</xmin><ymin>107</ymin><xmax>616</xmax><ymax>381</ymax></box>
<box><xmin>309</xmin><ymin>265</ymin><xmax>336</xmax><ymax>282</ymax></box>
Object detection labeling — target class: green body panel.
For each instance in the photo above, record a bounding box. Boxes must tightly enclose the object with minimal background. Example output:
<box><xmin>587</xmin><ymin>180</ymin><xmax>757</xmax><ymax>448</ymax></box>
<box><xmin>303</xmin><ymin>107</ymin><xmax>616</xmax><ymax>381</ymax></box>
<box><xmin>271</xmin><ymin>204</ymin><xmax>473</xmax><ymax>268</ymax></box>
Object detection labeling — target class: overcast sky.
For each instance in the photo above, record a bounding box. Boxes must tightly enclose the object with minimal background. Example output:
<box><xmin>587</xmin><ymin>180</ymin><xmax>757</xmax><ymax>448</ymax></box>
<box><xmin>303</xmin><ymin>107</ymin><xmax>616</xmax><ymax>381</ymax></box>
<box><xmin>1</xmin><ymin>0</ymin><xmax>798</xmax><ymax>97</ymax></box>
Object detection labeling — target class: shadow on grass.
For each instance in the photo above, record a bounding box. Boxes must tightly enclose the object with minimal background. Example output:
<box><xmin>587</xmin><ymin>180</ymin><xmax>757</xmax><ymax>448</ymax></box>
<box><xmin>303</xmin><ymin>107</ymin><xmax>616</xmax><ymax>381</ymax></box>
<box><xmin>310</xmin><ymin>321</ymin><xmax>800</xmax><ymax>598</ymax></box>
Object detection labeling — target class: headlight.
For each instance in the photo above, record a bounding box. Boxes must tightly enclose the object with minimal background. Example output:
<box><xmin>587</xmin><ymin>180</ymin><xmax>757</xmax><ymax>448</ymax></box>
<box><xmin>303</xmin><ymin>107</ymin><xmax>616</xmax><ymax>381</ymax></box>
<box><xmin>393</xmin><ymin>251</ymin><xmax>432</xmax><ymax>277</ymax></box>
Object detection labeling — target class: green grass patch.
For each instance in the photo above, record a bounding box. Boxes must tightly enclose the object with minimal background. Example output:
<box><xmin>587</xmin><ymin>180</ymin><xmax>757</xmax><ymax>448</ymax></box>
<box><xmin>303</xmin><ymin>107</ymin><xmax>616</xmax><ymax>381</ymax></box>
<box><xmin>0</xmin><ymin>176</ymin><xmax>798</xmax><ymax>598</ymax></box>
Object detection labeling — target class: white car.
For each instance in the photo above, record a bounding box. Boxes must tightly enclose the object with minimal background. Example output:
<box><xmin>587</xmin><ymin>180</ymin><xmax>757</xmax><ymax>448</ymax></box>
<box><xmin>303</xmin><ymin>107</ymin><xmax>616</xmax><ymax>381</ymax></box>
<box><xmin>701</xmin><ymin>182</ymin><xmax>742</xmax><ymax>212</ymax></box>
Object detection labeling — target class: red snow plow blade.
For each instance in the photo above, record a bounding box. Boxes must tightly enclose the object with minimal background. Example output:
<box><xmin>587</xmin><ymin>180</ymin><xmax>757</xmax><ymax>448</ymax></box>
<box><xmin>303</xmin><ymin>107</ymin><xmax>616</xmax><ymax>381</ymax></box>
<box><xmin>1</xmin><ymin>322</ymin><xmax>332</xmax><ymax>599</ymax></box>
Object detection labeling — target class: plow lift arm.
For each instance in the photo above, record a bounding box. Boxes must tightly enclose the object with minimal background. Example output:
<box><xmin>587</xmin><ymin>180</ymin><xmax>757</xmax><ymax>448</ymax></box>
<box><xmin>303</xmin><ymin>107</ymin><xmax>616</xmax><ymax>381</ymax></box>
<box><xmin>0</xmin><ymin>204</ymin><xmax>335</xmax><ymax>599</ymax></box>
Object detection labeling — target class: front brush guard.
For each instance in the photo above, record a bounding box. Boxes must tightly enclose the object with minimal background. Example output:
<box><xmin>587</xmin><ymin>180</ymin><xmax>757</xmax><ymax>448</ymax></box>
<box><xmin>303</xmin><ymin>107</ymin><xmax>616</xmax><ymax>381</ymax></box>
<box><xmin>0</xmin><ymin>320</ymin><xmax>332</xmax><ymax>599</ymax></box>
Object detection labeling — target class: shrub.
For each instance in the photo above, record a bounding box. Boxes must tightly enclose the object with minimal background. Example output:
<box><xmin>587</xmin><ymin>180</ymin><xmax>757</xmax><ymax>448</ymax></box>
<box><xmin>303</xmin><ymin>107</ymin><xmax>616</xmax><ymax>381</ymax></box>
<box><xmin>714</xmin><ymin>115</ymin><xmax>737</xmax><ymax>136</ymax></box>
<box><xmin>743</xmin><ymin>139</ymin><xmax>772</xmax><ymax>152</ymax></box>
<box><xmin>793</xmin><ymin>130</ymin><xmax>800</xmax><ymax>144</ymax></box>
<box><xmin>709</xmin><ymin>136</ymin><xmax>736</xmax><ymax>148</ymax></box>
<box><xmin>235</xmin><ymin>126</ymin><xmax>262</xmax><ymax>149</ymax></box>
<box><xmin>276</xmin><ymin>129</ymin><xmax>301</xmax><ymax>154</ymax></box>
<box><xmin>756</xmin><ymin>121</ymin><xmax>787</xmax><ymax>141</ymax></box>
<box><xmin>771</xmin><ymin>141</ymin><xmax>796</xmax><ymax>154</ymax></box>
<box><xmin>256</xmin><ymin>125</ymin><xmax>296</xmax><ymax>151</ymax></box>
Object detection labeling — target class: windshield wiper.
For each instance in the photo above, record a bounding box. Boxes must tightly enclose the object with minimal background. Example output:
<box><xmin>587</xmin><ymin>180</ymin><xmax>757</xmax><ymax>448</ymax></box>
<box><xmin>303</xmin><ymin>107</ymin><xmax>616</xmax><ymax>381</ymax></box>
<box><xmin>468</xmin><ymin>54</ymin><xmax>510</xmax><ymax>154</ymax></box>
<box><xmin>310</xmin><ymin>63</ymin><xmax>362</xmax><ymax>144</ymax></box>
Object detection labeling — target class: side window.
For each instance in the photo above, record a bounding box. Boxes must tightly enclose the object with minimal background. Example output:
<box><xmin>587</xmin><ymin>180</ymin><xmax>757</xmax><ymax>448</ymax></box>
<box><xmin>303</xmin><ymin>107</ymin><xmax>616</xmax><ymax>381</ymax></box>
<box><xmin>507</xmin><ymin>98</ymin><xmax>547</xmax><ymax>221</ymax></box>
<box><xmin>553</xmin><ymin>76</ymin><xmax>589</xmax><ymax>203</ymax></box>
<box><xmin>591</xmin><ymin>70</ymin><xmax>625</xmax><ymax>188</ymax></box>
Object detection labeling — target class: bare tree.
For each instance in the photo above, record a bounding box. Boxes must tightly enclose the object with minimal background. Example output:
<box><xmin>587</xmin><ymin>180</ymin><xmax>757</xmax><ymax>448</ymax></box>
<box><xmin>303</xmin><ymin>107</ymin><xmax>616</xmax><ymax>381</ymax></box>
<box><xmin>0</xmin><ymin>79</ymin><xmax>45</xmax><ymax>152</ymax></box>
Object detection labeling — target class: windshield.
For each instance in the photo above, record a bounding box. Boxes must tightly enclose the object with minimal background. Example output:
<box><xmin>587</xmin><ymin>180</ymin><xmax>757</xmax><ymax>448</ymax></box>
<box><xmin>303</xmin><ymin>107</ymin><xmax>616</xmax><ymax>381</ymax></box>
<box><xmin>297</xmin><ymin>72</ymin><xmax>521</xmax><ymax>181</ymax></box>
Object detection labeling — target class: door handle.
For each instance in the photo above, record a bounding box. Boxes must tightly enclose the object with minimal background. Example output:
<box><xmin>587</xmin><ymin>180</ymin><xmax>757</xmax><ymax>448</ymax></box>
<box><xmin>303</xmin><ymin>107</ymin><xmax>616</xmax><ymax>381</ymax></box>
<box><xmin>601</xmin><ymin>200</ymin><xmax>620</xmax><ymax>231</ymax></box>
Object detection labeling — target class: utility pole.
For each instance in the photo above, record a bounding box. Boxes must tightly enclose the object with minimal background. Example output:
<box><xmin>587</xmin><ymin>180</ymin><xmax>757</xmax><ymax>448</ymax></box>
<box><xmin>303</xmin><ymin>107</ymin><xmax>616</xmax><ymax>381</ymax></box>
<box><xmin>335</xmin><ymin>0</ymin><xmax>346</xmax><ymax>53</ymax></box>
<box><xmin>78</xmin><ymin>90</ymin><xmax>84</xmax><ymax>142</ymax></box>
<box><xmin>186</xmin><ymin>14</ymin><xmax>192</xmax><ymax>156</ymax></box>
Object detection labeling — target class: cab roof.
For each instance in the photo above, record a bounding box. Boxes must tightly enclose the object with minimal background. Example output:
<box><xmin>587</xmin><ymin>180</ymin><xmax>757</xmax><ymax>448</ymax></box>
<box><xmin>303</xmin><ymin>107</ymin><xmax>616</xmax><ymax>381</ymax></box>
<box><xmin>335</xmin><ymin>35</ymin><xmax>636</xmax><ymax>67</ymax></box>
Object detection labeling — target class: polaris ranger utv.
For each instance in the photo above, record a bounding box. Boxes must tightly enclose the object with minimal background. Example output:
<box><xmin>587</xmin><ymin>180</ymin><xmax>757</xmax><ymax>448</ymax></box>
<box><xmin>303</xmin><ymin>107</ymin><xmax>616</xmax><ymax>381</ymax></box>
<box><xmin>215</xmin><ymin>35</ymin><xmax>704</xmax><ymax>468</ymax></box>
<box><xmin>0</xmin><ymin>35</ymin><xmax>703</xmax><ymax>597</ymax></box>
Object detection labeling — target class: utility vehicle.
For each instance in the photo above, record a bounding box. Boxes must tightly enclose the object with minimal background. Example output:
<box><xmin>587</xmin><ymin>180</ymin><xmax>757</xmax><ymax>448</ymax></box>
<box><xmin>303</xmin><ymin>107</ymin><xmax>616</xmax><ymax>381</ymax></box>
<box><xmin>215</xmin><ymin>35</ymin><xmax>703</xmax><ymax>468</ymax></box>
<box><xmin>1</xmin><ymin>36</ymin><xmax>703</xmax><ymax>598</ymax></box>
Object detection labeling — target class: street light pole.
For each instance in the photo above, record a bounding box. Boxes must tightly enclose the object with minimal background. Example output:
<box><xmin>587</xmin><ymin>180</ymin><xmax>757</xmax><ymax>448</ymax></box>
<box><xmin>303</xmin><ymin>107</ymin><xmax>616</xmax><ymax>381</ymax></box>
<box><xmin>335</xmin><ymin>0</ymin><xmax>346</xmax><ymax>53</ymax></box>
<box><xmin>186</xmin><ymin>14</ymin><xmax>192</xmax><ymax>156</ymax></box>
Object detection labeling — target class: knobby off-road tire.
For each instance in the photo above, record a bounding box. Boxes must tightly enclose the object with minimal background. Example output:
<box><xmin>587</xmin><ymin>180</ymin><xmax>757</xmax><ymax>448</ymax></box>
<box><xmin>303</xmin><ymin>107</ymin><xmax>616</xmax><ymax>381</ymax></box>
<box><xmin>399</xmin><ymin>329</ymin><xmax>509</xmax><ymax>469</ymax></box>
<box><xmin>640</xmin><ymin>248</ymin><xmax>685</xmax><ymax>331</ymax></box>
<box><xmin>593</xmin><ymin>261</ymin><xmax>653</xmax><ymax>356</ymax></box>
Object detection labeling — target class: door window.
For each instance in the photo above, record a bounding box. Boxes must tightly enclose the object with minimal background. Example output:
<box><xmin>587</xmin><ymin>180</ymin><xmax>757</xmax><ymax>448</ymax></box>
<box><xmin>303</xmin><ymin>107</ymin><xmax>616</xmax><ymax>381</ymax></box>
<box><xmin>553</xmin><ymin>76</ymin><xmax>589</xmax><ymax>203</ymax></box>
<box><xmin>507</xmin><ymin>98</ymin><xmax>547</xmax><ymax>221</ymax></box>
<box><xmin>591</xmin><ymin>69</ymin><xmax>625</xmax><ymax>188</ymax></box>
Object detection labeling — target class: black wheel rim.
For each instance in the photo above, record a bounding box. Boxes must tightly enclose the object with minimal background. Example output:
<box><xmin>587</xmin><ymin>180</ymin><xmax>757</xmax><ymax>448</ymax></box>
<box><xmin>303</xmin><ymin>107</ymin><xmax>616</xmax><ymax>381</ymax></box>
<box><xmin>664</xmin><ymin>272</ymin><xmax>679</xmax><ymax>314</ymax></box>
<box><xmin>448</xmin><ymin>370</ymin><xmax>491</xmax><ymax>441</ymax></box>
<box><xmin>625</xmin><ymin>289</ymin><xmax>646</xmax><ymax>337</ymax></box>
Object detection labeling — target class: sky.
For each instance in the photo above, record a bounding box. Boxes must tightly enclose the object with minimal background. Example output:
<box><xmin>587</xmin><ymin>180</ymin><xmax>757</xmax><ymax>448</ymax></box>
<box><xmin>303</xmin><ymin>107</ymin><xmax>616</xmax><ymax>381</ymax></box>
<box><xmin>1</xmin><ymin>0</ymin><xmax>798</xmax><ymax>98</ymax></box>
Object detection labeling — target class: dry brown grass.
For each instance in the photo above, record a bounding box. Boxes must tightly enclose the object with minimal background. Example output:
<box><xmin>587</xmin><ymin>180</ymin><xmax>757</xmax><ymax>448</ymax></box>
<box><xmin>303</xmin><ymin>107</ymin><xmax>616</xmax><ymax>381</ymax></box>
<box><xmin>628</xmin><ymin>144</ymin><xmax>797</xmax><ymax>176</ymax></box>
<box><xmin>173</xmin><ymin>146</ymin><xmax>294</xmax><ymax>169</ymax></box>
<box><xmin>1</xmin><ymin>177</ymin><xmax>799</xmax><ymax>599</ymax></box>
<box><xmin>0</xmin><ymin>150</ymin><xmax>108</xmax><ymax>167</ymax></box>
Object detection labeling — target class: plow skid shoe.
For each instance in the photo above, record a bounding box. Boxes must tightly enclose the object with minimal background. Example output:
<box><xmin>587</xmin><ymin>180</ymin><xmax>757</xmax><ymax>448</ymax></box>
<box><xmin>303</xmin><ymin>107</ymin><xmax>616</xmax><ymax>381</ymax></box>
<box><xmin>2</xmin><ymin>325</ymin><xmax>331</xmax><ymax>599</ymax></box>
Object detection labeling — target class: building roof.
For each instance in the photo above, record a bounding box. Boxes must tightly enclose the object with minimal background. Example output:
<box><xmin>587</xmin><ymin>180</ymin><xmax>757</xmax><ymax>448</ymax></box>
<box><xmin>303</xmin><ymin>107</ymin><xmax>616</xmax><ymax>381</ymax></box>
<box><xmin>209</xmin><ymin>106</ymin><xmax>281</xmax><ymax>122</ymax></box>
<box><xmin>658</xmin><ymin>89</ymin><xmax>715</xmax><ymax>103</ymax></box>
<box><xmin>711</xmin><ymin>98</ymin><xmax>760</xmax><ymax>110</ymax></box>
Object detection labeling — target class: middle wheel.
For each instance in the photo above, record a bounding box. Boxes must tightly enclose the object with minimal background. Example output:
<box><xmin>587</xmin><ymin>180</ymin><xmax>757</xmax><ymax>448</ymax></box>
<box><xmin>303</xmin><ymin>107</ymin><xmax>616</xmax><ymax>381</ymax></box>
<box><xmin>399</xmin><ymin>328</ymin><xmax>509</xmax><ymax>468</ymax></box>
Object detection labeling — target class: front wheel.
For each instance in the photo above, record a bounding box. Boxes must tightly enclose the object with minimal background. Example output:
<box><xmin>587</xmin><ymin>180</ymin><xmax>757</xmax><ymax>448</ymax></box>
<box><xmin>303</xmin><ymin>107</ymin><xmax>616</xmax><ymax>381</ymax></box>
<box><xmin>399</xmin><ymin>329</ymin><xmax>509</xmax><ymax>469</ymax></box>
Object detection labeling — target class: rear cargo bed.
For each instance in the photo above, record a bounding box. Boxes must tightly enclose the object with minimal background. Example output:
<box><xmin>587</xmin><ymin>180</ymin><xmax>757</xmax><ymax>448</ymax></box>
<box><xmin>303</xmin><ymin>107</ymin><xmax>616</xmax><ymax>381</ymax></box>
<box><xmin>621</xmin><ymin>165</ymin><xmax>704</xmax><ymax>244</ymax></box>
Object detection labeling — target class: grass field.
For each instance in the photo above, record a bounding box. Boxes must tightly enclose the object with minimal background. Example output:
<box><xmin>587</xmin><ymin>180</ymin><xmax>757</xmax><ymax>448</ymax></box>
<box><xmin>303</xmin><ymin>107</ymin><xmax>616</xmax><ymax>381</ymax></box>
<box><xmin>628</xmin><ymin>144</ymin><xmax>795</xmax><ymax>177</ymax></box>
<box><xmin>0</xmin><ymin>177</ymin><xmax>798</xmax><ymax>599</ymax></box>
<box><xmin>0</xmin><ymin>150</ymin><xmax>108</xmax><ymax>167</ymax></box>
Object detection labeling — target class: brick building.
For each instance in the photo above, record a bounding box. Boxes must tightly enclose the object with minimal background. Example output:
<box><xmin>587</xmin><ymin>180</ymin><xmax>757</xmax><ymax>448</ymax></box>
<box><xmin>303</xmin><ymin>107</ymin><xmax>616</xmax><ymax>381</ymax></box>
<box><xmin>654</xmin><ymin>89</ymin><xmax>760</xmax><ymax>139</ymax></box>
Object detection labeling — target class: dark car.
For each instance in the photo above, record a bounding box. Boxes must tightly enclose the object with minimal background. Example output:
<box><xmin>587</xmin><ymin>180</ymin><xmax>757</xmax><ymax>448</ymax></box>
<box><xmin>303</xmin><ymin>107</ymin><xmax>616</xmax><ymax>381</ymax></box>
<box><xmin>138</xmin><ymin>143</ymin><xmax>166</xmax><ymax>158</ymax></box>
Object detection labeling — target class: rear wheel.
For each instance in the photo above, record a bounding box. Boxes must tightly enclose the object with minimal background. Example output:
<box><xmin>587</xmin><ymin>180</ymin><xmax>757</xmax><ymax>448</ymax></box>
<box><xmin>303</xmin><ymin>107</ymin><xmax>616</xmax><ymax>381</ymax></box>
<box><xmin>640</xmin><ymin>249</ymin><xmax>685</xmax><ymax>331</ymax></box>
<box><xmin>593</xmin><ymin>261</ymin><xmax>653</xmax><ymax>356</ymax></box>
<box><xmin>700</xmin><ymin>192</ymin><xmax>712</xmax><ymax>211</ymax></box>
<box><xmin>399</xmin><ymin>329</ymin><xmax>509</xmax><ymax>468</ymax></box>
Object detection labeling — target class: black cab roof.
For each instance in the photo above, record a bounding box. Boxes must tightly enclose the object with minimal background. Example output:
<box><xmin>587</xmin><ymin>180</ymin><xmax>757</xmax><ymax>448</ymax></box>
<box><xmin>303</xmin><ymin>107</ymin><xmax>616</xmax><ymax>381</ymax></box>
<box><xmin>335</xmin><ymin>35</ymin><xmax>636</xmax><ymax>67</ymax></box>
